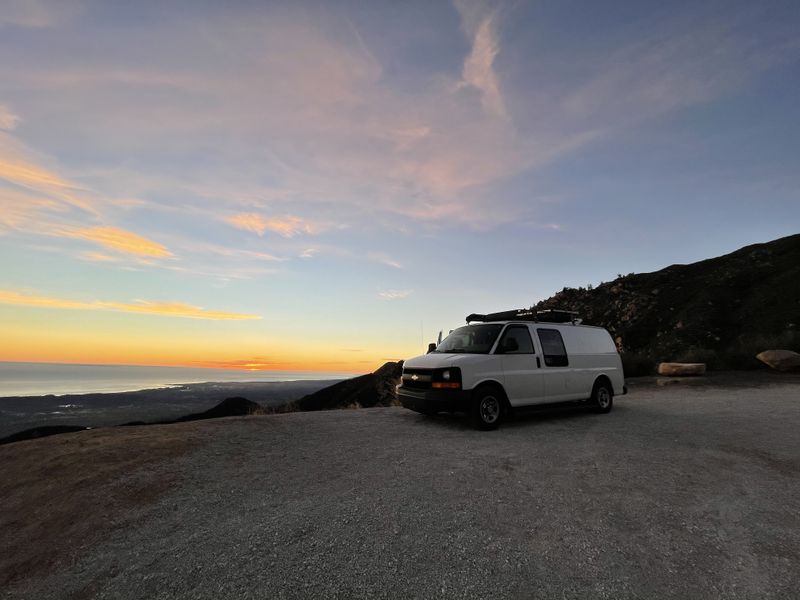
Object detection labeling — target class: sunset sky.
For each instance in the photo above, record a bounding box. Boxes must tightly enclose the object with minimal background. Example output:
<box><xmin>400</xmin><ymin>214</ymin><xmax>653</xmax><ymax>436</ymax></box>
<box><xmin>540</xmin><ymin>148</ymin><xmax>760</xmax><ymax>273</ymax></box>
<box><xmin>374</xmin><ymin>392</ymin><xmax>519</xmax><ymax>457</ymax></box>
<box><xmin>1</xmin><ymin>0</ymin><xmax>799</xmax><ymax>372</ymax></box>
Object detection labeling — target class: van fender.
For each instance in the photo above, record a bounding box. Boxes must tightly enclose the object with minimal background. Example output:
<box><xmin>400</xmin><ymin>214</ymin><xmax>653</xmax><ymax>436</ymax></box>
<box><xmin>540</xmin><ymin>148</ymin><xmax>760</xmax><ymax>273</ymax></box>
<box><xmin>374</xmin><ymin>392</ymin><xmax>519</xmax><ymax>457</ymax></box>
<box><xmin>590</xmin><ymin>373</ymin><xmax>614</xmax><ymax>399</ymax></box>
<box><xmin>468</xmin><ymin>378</ymin><xmax>511</xmax><ymax>413</ymax></box>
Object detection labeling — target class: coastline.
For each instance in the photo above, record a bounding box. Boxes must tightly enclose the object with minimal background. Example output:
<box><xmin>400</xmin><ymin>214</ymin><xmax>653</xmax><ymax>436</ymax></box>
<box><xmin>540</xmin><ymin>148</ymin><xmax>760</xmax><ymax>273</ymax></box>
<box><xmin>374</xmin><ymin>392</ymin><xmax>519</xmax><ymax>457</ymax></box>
<box><xmin>0</xmin><ymin>361</ymin><xmax>353</xmax><ymax>398</ymax></box>
<box><xmin>0</xmin><ymin>378</ymin><xmax>341</xmax><ymax>438</ymax></box>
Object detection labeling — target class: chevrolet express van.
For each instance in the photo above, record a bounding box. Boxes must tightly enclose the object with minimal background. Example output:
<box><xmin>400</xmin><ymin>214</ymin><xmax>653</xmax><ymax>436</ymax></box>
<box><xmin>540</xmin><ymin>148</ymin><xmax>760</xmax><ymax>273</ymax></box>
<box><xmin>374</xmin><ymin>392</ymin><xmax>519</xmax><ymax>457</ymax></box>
<box><xmin>398</xmin><ymin>310</ymin><xmax>626</xmax><ymax>430</ymax></box>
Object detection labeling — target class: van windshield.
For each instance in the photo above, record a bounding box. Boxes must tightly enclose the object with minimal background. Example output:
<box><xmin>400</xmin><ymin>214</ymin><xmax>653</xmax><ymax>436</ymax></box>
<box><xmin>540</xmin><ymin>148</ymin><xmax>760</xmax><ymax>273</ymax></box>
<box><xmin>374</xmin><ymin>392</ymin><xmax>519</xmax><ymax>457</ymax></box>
<box><xmin>435</xmin><ymin>324</ymin><xmax>503</xmax><ymax>354</ymax></box>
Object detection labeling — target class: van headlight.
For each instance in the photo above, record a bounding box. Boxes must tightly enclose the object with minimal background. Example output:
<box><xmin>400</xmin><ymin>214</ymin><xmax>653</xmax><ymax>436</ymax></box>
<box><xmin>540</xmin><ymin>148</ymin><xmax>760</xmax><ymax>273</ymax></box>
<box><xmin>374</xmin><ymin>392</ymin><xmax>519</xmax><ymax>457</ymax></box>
<box><xmin>432</xmin><ymin>367</ymin><xmax>461</xmax><ymax>389</ymax></box>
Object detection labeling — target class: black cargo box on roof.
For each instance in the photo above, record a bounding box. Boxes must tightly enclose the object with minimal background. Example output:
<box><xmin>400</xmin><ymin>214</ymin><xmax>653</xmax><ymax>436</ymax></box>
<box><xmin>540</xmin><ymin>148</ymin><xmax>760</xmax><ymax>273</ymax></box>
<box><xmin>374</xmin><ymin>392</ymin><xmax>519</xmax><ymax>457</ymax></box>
<box><xmin>466</xmin><ymin>309</ymin><xmax>579</xmax><ymax>324</ymax></box>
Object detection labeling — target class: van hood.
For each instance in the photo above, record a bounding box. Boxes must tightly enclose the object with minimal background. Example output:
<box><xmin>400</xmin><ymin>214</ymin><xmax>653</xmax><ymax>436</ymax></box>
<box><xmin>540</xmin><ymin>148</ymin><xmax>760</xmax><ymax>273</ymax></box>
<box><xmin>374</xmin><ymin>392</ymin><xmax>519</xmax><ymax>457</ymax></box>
<box><xmin>403</xmin><ymin>353</ymin><xmax>491</xmax><ymax>370</ymax></box>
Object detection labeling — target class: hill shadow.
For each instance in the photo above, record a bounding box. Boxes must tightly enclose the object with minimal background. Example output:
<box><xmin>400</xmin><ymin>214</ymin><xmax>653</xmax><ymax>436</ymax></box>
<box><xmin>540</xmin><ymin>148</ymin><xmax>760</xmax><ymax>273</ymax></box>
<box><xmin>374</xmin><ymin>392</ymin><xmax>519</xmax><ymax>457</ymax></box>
<box><xmin>404</xmin><ymin>402</ymin><xmax>612</xmax><ymax>432</ymax></box>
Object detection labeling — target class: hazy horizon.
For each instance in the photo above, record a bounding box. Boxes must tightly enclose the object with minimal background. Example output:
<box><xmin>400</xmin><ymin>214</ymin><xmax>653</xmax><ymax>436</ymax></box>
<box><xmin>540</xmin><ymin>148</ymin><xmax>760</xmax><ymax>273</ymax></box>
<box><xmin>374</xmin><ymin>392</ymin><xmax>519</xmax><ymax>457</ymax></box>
<box><xmin>0</xmin><ymin>361</ymin><xmax>352</xmax><ymax>397</ymax></box>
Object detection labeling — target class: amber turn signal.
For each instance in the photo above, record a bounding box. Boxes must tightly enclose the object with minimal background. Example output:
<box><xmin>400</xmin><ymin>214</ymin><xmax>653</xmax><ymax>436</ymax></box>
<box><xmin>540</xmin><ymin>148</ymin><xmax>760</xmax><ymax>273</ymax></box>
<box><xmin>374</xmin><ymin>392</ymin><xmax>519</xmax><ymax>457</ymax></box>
<box><xmin>431</xmin><ymin>382</ymin><xmax>461</xmax><ymax>389</ymax></box>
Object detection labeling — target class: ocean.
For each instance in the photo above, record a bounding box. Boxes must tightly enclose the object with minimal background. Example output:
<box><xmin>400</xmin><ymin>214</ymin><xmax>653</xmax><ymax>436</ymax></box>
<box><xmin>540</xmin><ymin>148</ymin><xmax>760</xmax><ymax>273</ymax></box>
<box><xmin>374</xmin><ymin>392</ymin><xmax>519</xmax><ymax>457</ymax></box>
<box><xmin>0</xmin><ymin>361</ymin><xmax>351</xmax><ymax>397</ymax></box>
<box><xmin>0</xmin><ymin>362</ymin><xmax>352</xmax><ymax>437</ymax></box>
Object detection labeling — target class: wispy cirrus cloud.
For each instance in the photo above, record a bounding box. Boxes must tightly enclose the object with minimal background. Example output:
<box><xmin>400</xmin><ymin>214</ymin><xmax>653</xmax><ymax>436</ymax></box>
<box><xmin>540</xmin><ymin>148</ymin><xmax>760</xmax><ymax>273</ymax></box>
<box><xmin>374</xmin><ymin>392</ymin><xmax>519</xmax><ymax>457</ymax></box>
<box><xmin>78</xmin><ymin>251</ymin><xmax>119</xmax><ymax>263</ymax></box>
<box><xmin>194</xmin><ymin>242</ymin><xmax>284</xmax><ymax>262</ymax></box>
<box><xmin>455</xmin><ymin>2</ymin><xmax>507</xmax><ymax>119</ymax></box>
<box><xmin>226</xmin><ymin>213</ymin><xmax>319</xmax><ymax>238</ymax></box>
<box><xmin>0</xmin><ymin>290</ymin><xmax>261</xmax><ymax>320</ymax></box>
<box><xmin>0</xmin><ymin>133</ymin><xmax>176</xmax><ymax>261</ymax></box>
<box><xmin>0</xmin><ymin>4</ymin><xmax>559</xmax><ymax>231</ymax></box>
<box><xmin>59</xmin><ymin>225</ymin><xmax>173</xmax><ymax>258</ymax></box>
<box><xmin>378</xmin><ymin>289</ymin><xmax>413</xmax><ymax>300</ymax></box>
<box><xmin>0</xmin><ymin>106</ymin><xmax>20</xmax><ymax>130</ymax></box>
<box><xmin>1</xmin><ymin>1</ymin><xmax>796</xmax><ymax>251</ymax></box>
<box><xmin>0</xmin><ymin>150</ymin><xmax>89</xmax><ymax>208</ymax></box>
<box><xmin>368</xmin><ymin>252</ymin><xmax>404</xmax><ymax>269</ymax></box>
<box><xmin>0</xmin><ymin>131</ymin><xmax>99</xmax><ymax>229</ymax></box>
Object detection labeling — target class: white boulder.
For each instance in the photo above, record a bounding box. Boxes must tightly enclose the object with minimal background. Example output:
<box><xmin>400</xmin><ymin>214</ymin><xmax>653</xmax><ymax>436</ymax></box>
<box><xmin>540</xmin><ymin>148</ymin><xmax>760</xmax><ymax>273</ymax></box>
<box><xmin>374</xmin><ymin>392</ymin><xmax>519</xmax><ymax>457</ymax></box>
<box><xmin>657</xmin><ymin>362</ymin><xmax>707</xmax><ymax>376</ymax></box>
<box><xmin>756</xmin><ymin>350</ymin><xmax>800</xmax><ymax>372</ymax></box>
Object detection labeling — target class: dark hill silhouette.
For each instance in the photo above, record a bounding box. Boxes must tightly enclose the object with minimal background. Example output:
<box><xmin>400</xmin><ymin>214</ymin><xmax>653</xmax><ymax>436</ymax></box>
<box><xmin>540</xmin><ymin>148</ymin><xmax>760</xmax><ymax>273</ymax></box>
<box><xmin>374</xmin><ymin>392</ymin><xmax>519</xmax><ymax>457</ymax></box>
<box><xmin>0</xmin><ymin>425</ymin><xmax>90</xmax><ymax>445</ymax></box>
<box><xmin>532</xmin><ymin>233</ymin><xmax>800</xmax><ymax>373</ymax></box>
<box><xmin>169</xmin><ymin>397</ymin><xmax>262</xmax><ymax>423</ymax></box>
<box><xmin>282</xmin><ymin>361</ymin><xmax>403</xmax><ymax>411</ymax></box>
<box><xmin>1</xmin><ymin>398</ymin><xmax>265</xmax><ymax>445</ymax></box>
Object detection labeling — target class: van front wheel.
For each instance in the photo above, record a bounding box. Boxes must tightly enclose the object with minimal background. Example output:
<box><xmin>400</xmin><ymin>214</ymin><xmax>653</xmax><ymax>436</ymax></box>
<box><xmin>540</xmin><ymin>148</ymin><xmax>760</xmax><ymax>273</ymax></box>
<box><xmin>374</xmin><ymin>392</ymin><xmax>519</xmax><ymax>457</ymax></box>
<box><xmin>471</xmin><ymin>385</ymin><xmax>504</xmax><ymax>430</ymax></box>
<box><xmin>591</xmin><ymin>380</ymin><xmax>614</xmax><ymax>414</ymax></box>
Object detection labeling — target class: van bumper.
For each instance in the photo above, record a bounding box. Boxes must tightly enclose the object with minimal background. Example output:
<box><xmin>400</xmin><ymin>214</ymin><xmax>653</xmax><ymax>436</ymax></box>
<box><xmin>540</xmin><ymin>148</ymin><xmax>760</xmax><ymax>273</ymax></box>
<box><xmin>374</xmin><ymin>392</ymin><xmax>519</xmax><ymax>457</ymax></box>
<box><xmin>397</xmin><ymin>385</ymin><xmax>471</xmax><ymax>414</ymax></box>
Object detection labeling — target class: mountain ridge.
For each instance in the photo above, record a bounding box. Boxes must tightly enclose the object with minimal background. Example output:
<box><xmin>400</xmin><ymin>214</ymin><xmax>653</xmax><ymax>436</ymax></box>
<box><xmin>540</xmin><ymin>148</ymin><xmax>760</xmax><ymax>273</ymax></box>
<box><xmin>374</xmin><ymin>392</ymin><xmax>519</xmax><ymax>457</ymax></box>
<box><xmin>532</xmin><ymin>233</ymin><xmax>800</xmax><ymax>373</ymax></box>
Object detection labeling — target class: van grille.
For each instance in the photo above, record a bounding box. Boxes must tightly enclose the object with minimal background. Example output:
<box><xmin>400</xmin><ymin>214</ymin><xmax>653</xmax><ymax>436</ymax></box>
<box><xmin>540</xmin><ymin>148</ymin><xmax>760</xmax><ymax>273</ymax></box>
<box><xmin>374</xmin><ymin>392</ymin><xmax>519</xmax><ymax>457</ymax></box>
<box><xmin>401</xmin><ymin>369</ymin><xmax>433</xmax><ymax>390</ymax></box>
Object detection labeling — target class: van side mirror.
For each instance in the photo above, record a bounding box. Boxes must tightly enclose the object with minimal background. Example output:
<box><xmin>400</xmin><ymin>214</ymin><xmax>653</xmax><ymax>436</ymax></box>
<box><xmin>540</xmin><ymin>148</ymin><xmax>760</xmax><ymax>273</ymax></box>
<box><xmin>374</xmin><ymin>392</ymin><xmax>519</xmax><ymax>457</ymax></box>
<box><xmin>427</xmin><ymin>343</ymin><xmax>437</xmax><ymax>354</ymax></box>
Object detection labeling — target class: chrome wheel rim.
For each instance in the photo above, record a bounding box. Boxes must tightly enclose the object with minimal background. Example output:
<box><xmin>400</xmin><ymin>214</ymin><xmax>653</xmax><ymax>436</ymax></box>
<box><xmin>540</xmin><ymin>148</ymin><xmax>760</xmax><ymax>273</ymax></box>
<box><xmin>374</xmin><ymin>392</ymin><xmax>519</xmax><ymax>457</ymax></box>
<box><xmin>480</xmin><ymin>395</ymin><xmax>500</xmax><ymax>423</ymax></box>
<box><xmin>597</xmin><ymin>388</ymin><xmax>611</xmax><ymax>409</ymax></box>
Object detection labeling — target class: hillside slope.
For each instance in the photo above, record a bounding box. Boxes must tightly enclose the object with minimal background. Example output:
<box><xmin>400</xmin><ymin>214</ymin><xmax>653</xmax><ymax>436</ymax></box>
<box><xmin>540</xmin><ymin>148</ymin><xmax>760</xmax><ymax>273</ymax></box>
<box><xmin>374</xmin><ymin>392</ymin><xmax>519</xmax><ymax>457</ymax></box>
<box><xmin>283</xmin><ymin>361</ymin><xmax>403</xmax><ymax>411</ymax></box>
<box><xmin>533</xmin><ymin>234</ymin><xmax>800</xmax><ymax>371</ymax></box>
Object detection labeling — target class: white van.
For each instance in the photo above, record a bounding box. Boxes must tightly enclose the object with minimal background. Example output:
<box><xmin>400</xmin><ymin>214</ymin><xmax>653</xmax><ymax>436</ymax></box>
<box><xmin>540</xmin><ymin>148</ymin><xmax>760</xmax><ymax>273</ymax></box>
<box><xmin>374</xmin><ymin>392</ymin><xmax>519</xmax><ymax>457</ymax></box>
<box><xmin>398</xmin><ymin>309</ymin><xmax>626</xmax><ymax>430</ymax></box>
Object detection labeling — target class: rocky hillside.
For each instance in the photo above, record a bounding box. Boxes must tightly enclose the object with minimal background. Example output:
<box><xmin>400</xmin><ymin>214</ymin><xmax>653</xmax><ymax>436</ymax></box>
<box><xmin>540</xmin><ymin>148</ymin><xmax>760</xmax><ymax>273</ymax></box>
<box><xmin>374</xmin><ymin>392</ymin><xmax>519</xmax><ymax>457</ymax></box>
<box><xmin>281</xmin><ymin>361</ymin><xmax>403</xmax><ymax>411</ymax></box>
<box><xmin>533</xmin><ymin>234</ymin><xmax>800</xmax><ymax>373</ymax></box>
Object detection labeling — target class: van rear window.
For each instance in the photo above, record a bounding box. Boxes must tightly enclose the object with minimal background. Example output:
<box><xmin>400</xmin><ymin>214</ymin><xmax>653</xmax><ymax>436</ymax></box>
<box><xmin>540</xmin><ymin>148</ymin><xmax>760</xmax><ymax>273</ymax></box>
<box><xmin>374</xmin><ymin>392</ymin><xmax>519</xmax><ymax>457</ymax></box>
<box><xmin>537</xmin><ymin>329</ymin><xmax>568</xmax><ymax>367</ymax></box>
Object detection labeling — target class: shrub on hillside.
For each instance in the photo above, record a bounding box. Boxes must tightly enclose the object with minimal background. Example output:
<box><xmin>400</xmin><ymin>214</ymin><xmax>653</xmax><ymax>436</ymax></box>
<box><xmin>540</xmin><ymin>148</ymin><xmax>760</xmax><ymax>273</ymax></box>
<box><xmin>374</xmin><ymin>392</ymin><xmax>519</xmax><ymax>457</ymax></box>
<box><xmin>620</xmin><ymin>353</ymin><xmax>655</xmax><ymax>377</ymax></box>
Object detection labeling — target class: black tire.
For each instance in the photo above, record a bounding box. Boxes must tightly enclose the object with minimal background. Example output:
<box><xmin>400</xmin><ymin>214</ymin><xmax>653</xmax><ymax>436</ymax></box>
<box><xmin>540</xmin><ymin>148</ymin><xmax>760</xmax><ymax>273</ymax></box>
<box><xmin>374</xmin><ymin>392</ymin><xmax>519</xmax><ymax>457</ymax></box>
<box><xmin>591</xmin><ymin>379</ymin><xmax>614</xmax><ymax>414</ymax></box>
<box><xmin>471</xmin><ymin>385</ymin><xmax>505</xmax><ymax>430</ymax></box>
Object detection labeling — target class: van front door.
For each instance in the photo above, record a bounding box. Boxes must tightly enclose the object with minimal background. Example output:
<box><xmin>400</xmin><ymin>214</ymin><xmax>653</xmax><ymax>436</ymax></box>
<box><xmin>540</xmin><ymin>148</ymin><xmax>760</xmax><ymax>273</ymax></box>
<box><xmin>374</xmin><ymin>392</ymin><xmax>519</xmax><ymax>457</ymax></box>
<box><xmin>496</xmin><ymin>325</ymin><xmax>544</xmax><ymax>406</ymax></box>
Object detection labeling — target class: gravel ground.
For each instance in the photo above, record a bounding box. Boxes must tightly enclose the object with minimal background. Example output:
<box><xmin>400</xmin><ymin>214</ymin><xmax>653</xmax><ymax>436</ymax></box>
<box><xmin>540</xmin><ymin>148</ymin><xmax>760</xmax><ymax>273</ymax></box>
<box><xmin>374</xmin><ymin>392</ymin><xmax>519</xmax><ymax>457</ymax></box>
<box><xmin>4</xmin><ymin>379</ymin><xmax>800</xmax><ymax>599</ymax></box>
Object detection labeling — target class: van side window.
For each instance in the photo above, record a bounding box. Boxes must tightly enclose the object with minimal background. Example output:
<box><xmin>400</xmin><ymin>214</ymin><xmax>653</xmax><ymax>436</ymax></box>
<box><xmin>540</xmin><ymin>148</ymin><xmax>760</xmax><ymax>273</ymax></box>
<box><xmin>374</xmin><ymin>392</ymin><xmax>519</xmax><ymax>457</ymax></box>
<box><xmin>497</xmin><ymin>325</ymin><xmax>535</xmax><ymax>354</ymax></box>
<box><xmin>537</xmin><ymin>329</ymin><xmax>569</xmax><ymax>366</ymax></box>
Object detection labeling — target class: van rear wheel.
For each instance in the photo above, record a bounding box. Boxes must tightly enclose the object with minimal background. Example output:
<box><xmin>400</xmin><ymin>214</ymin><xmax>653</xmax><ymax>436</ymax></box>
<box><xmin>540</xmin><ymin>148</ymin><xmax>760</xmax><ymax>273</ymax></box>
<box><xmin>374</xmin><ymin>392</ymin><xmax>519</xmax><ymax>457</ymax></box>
<box><xmin>471</xmin><ymin>385</ymin><xmax>504</xmax><ymax>430</ymax></box>
<box><xmin>591</xmin><ymin>380</ymin><xmax>614</xmax><ymax>414</ymax></box>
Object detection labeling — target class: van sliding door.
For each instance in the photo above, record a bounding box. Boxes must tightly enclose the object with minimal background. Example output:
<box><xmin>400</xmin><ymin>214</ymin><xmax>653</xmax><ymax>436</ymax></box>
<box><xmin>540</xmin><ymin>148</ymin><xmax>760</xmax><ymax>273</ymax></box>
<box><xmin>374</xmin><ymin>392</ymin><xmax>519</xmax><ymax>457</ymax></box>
<box><xmin>535</xmin><ymin>328</ymin><xmax>571</xmax><ymax>402</ymax></box>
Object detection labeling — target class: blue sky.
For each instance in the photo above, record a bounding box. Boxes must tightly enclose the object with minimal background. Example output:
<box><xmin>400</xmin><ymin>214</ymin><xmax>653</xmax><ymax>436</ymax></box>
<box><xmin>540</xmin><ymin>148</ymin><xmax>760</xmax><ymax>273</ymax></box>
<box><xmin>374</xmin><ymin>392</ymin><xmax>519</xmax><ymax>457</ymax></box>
<box><xmin>0</xmin><ymin>0</ymin><xmax>798</xmax><ymax>370</ymax></box>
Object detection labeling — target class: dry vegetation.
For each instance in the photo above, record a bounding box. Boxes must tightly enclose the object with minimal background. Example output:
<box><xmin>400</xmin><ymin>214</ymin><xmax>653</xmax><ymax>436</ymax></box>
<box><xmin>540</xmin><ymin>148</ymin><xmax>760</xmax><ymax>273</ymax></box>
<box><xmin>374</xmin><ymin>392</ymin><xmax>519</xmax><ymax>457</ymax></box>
<box><xmin>0</xmin><ymin>424</ymin><xmax>203</xmax><ymax>588</ymax></box>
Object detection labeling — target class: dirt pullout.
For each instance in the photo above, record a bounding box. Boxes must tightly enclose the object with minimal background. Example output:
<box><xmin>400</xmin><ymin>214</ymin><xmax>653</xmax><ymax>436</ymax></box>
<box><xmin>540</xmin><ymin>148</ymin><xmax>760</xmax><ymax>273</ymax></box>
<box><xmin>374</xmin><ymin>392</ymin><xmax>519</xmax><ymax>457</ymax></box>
<box><xmin>0</xmin><ymin>423</ymin><xmax>207</xmax><ymax>588</ymax></box>
<box><xmin>4</xmin><ymin>383</ymin><xmax>800</xmax><ymax>599</ymax></box>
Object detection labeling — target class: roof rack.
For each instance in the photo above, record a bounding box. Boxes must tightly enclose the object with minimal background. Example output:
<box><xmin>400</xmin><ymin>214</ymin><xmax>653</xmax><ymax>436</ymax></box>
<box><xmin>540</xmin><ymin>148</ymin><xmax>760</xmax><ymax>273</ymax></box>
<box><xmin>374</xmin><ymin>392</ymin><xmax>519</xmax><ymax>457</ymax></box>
<box><xmin>466</xmin><ymin>308</ymin><xmax>581</xmax><ymax>325</ymax></box>
<box><xmin>536</xmin><ymin>309</ymin><xmax>581</xmax><ymax>324</ymax></box>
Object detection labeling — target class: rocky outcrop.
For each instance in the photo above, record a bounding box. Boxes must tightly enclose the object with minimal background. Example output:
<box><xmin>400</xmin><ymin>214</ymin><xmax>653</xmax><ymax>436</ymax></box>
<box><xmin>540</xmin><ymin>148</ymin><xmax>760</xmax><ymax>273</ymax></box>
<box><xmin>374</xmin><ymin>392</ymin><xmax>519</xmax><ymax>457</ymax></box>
<box><xmin>657</xmin><ymin>363</ymin><xmax>707</xmax><ymax>376</ymax></box>
<box><xmin>756</xmin><ymin>350</ymin><xmax>800</xmax><ymax>372</ymax></box>
<box><xmin>284</xmin><ymin>361</ymin><xmax>403</xmax><ymax>412</ymax></box>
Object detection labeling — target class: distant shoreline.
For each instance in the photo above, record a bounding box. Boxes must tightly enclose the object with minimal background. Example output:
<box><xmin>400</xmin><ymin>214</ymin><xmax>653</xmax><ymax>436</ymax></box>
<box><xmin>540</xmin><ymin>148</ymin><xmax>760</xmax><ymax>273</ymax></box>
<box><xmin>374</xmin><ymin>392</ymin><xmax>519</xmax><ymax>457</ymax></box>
<box><xmin>0</xmin><ymin>379</ymin><xmax>343</xmax><ymax>438</ymax></box>
<box><xmin>0</xmin><ymin>361</ymin><xmax>353</xmax><ymax>398</ymax></box>
<box><xmin>0</xmin><ymin>378</ymin><xmax>347</xmax><ymax>400</ymax></box>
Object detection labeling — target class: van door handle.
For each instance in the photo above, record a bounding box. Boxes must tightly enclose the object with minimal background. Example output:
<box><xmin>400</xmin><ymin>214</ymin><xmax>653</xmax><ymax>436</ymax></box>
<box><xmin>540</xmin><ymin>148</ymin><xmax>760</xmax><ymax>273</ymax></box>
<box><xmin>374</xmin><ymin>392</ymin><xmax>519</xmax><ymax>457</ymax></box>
<box><xmin>536</xmin><ymin>356</ymin><xmax>541</xmax><ymax>368</ymax></box>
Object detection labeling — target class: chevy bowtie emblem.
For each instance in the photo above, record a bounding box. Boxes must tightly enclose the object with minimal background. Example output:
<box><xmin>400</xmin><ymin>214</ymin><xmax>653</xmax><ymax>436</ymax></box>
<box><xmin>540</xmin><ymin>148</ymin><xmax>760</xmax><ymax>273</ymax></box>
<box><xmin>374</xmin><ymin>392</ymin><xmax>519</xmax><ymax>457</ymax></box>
<box><xmin>411</xmin><ymin>374</ymin><xmax>419</xmax><ymax>381</ymax></box>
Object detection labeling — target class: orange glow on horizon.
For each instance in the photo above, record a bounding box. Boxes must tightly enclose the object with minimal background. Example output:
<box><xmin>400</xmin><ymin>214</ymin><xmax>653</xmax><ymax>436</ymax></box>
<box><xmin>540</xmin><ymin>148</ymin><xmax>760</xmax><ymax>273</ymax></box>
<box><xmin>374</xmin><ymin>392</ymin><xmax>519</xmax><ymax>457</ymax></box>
<box><xmin>1</xmin><ymin>356</ymin><xmax>392</xmax><ymax>375</ymax></box>
<box><xmin>0</xmin><ymin>319</ymin><xmax>409</xmax><ymax>375</ymax></box>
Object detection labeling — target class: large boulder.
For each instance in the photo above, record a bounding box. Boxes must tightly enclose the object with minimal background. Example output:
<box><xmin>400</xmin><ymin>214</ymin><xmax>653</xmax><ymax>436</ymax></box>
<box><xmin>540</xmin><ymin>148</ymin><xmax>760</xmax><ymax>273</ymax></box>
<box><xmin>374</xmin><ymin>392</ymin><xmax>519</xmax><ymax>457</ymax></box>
<box><xmin>657</xmin><ymin>362</ymin><xmax>707</xmax><ymax>376</ymax></box>
<box><xmin>756</xmin><ymin>350</ymin><xmax>800</xmax><ymax>372</ymax></box>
